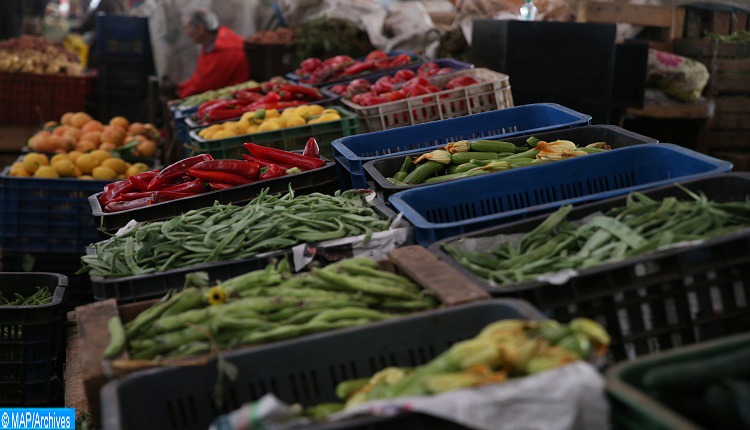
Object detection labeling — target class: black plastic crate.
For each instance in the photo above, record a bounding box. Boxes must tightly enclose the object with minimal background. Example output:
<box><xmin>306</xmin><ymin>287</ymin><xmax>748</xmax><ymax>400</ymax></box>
<box><xmin>94</xmin><ymin>14</ymin><xmax>153</xmax><ymax>59</ymax></box>
<box><xmin>429</xmin><ymin>173</ymin><xmax>750</xmax><ymax>362</ymax></box>
<box><xmin>1</xmin><ymin>251</ymin><xmax>93</xmax><ymax>311</ymax></box>
<box><xmin>89</xmin><ymin>158</ymin><xmax>340</xmax><ymax>237</ymax></box>
<box><xmin>0</xmin><ymin>272</ymin><xmax>67</xmax><ymax>406</ymax></box>
<box><xmin>89</xmin><ymin>198</ymin><xmax>402</xmax><ymax>304</ymax></box>
<box><xmin>364</xmin><ymin>125</ymin><xmax>658</xmax><ymax>201</ymax></box>
<box><xmin>94</xmin><ymin>57</ymin><xmax>154</xmax><ymax>98</ymax></box>
<box><xmin>100</xmin><ymin>299</ymin><xmax>543</xmax><ymax>430</ymax></box>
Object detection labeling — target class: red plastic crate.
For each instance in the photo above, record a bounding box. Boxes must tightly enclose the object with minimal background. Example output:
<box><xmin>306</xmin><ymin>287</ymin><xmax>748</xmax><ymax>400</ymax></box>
<box><xmin>0</xmin><ymin>71</ymin><xmax>96</xmax><ymax>126</ymax></box>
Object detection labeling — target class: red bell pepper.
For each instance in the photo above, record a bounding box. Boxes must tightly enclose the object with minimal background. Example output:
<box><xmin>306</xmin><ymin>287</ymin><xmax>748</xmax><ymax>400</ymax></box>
<box><xmin>402</xmin><ymin>76</ymin><xmax>431</xmax><ymax>91</ymax></box>
<box><xmin>128</xmin><ymin>170</ymin><xmax>159</xmax><ymax>191</ymax></box>
<box><xmin>147</xmin><ymin>154</ymin><xmax>214</xmax><ymax>191</ymax></box>
<box><xmin>208</xmin><ymin>182</ymin><xmax>235</xmax><ymax>191</ymax></box>
<box><xmin>417</xmin><ymin>62</ymin><xmax>440</xmax><ymax>76</ymax></box>
<box><xmin>163</xmin><ymin>178</ymin><xmax>209</xmax><ymax>193</ymax></box>
<box><xmin>188</xmin><ymin>170</ymin><xmax>256</xmax><ymax>186</ymax></box>
<box><xmin>394</xmin><ymin>69</ymin><xmax>416</xmax><ymax>82</ymax></box>
<box><xmin>359</xmin><ymin>95</ymin><xmax>391</xmax><ymax>106</ymax></box>
<box><xmin>243</xmin><ymin>143</ymin><xmax>326</xmax><ymax>171</ymax></box>
<box><xmin>445</xmin><ymin>76</ymin><xmax>479</xmax><ymax>89</ymax></box>
<box><xmin>381</xmin><ymin>91</ymin><xmax>407</xmax><ymax>101</ymax></box>
<box><xmin>259</xmin><ymin>164</ymin><xmax>286</xmax><ymax>180</ymax></box>
<box><xmin>302</xmin><ymin>137</ymin><xmax>320</xmax><ymax>158</ymax></box>
<box><xmin>189</xmin><ymin>160</ymin><xmax>260</xmax><ymax>180</ymax></box>
<box><xmin>105</xmin><ymin>196</ymin><xmax>153</xmax><ymax>213</ymax></box>
<box><xmin>99</xmin><ymin>178</ymin><xmax>135</xmax><ymax>206</ymax></box>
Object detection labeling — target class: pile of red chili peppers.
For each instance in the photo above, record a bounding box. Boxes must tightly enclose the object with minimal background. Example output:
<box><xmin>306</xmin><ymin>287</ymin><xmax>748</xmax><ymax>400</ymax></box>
<box><xmin>339</xmin><ymin>73</ymin><xmax>479</xmax><ymax>107</ymax></box>
<box><xmin>327</xmin><ymin>62</ymin><xmax>457</xmax><ymax>96</ymax></box>
<box><xmin>195</xmin><ymin>82</ymin><xmax>325</xmax><ymax>123</ymax></box>
<box><xmin>99</xmin><ymin>138</ymin><xmax>325</xmax><ymax>213</ymax></box>
<box><xmin>294</xmin><ymin>50</ymin><xmax>414</xmax><ymax>85</ymax></box>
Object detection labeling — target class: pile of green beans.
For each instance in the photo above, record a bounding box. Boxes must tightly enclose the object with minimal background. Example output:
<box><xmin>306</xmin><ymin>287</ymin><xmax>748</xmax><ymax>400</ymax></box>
<box><xmin>445</xmin><ymin>190</ymin><xmax>750</xmax><ymax>286</ymax></box>
<box><xmin>0</xmin><ymin>287</ymin><xmax>53</xmax><ymax>306</ymax></box>
<box><xmin>107</xmin><ymin>258</ymin><xmax>438</xmax><ymax>360</ymax></box>
<box><xmin>81</xmin><ymin>189</ymin><xmax>393</xmax><ymax>278</ymax></box>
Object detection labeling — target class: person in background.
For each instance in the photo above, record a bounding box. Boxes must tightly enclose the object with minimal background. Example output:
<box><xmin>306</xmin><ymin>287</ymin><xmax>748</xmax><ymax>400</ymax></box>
<box><xmin>0</xmin><ymin>0</ymin><xmax>24</xmax><ymax>40</ymax></box>
<box><xmin>72</xmin><ymin>0</ymin><xmax>128</xmax><ymax>34</ymax></box>
<box><xmin>176</xmin><ymin>9</ymin><xmax>251</xmax><ymax>99</ymax></box>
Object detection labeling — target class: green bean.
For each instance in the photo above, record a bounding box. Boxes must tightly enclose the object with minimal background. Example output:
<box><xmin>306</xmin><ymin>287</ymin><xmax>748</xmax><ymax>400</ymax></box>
<box><xmin>103</xmin><ymin>317</ymin><xmax>125</xmax><ymax>359</ymax></box>
<box><xmin>313</xmin><ymin>268</ymin><xmax>420</xmax><ymax>300</ymax></box>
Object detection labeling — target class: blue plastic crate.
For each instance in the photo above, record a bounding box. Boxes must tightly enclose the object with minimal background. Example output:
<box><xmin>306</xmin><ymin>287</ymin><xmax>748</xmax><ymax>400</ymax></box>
<box><xmin>332</xmin><ymin>103</ymin><xmax>592</xmax><ymax>189</ymax></box>
<box><xmin>389</xmin><ymin>143</ymin><xmax>733</xmax><ymax>246</ymax></box>
<box><xmin>0</xmin><ymin>165</ymin><xmax>109</xmax><ymax>253</ymax></box>
<box><xmin>285</xmin><ymin>50</ymin><xmax>424</xmax><ymax>86</ymax></box>
<box><xmin>94</xmin><ymin>14</ymin><xmax>152</xmax><ymax>58</ymax></box>
<box><xmin>319</xmin><ymin>58</ymin><xmax>474</xmax><ymax>98</ymax></box>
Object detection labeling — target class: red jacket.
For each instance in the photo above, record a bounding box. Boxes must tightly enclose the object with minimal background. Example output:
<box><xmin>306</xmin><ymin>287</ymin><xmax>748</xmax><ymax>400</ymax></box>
<box><xmin>177</xmin><ymin>26</ymin><xmax>250</xmax><ymax>98</ymax></box>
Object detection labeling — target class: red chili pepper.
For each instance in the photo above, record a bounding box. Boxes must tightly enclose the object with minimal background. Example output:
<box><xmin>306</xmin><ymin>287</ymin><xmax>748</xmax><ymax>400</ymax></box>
<box><xmin>243</xmin><ymin>143</ymin><xmax>326</xmax><ymax>171</ymax></box>
<box><xmin>241</xmin><ymin>154</ymin><xmax>293</xmax><ymax>170</ymax></box>
<box><xmin>199</xmin><ymin>100</ymin><xmax>241</xmax><ymax>120</ymax></box>
<box><xmin>365</xmin><ymin>50</ymin><xmax>387</xmax><ymax>62</ymax></box>
<box><xmin>445</xmin><ymin>76</ymin><xmax>479</xmax><ymax>89</ymax></box>
<box><xmin>233</xmin><ymin>90</ymin><xmax>264</xmax><ymax>104</ymax></box>
<box><xmin>301</xmin><ymin>57</ymin><xmax>322</xmax><ymax>73</ymax></box>
<box><xmin>152</xmin><ymin>190</ymin><xmax>200</xmax><ymax>203</ymax></box>
<box><xmin>128</xmin><ymin>170</ymin><xmax>159</xmax><ymax>191</ymax></box>
<box><xmin>259</xmin><ymin>164</ymin><xmax>286</xmax><ymax>180</ymax></box>
<box><xmin>105</xmin><ymin>196</ymin><xmax>153</xmax><ymax>213</ymax></box>
<box><xmin>207</xmin><ymin>108</ymin><xmax>245</xmax><ymax>122</ymax></box>
<box><xmin>302</xmin><ymin>137</ymin><xmax>320</xmax><ymax>158</ymax></box>
<box><xmin>99</xmin><ymin>178</ymin><xmax>135</xmax><ymax>206</ymax></box>
<box><xmin>387</xmin><ymin>54</ymin><xmax>412</xmax><ymax>68</ymax></box>
<box><xmin>189</xmin><ymin>160</ymin><xmax>260</xmax><ymax>179</ymax></box>
<box><xmin>188</xmin><ymin>170</ymin><xmax>256</xmax><ymax>185</ymax></box>
<box><xmin>163</xmin><ymin>178</ymin><xmax>209</xmax><ymax>193</ymax></box>
<box><xmin>197</xmin><ymin>99</ymin><xmax>227</xmax><ymax>117</ymax></box>
<box><xmin>208</xmin><ymin>182</ymin><xmax>235</xmax><ymax>191</ymax></box>
<box><xmin>341</xmin><ymin>61</ymin><xmax>377</xmax><ymax>76</ymax></box>
<box><xmin>113</xmin><ymin>191</ymin><xmax>156</xmax><ymax>202</ymax></box>
<box><xmin>278</xmin><ymin>84</ymin><xmax>323</xmax><ymax>101</ymax></box>
<box><xmin>249</xmin><ymin>91</ymin><xmax>281</xmax><ymax>106</ymax></box>
<box><xmin>394</xmin><ymin>69</ymin><xmax>416</xmax><ymax>82</ymax></box>
<box><xmin>147</xmin><ymin>154</ymin><xmax>214</xmax><ymax>191</ymax></box>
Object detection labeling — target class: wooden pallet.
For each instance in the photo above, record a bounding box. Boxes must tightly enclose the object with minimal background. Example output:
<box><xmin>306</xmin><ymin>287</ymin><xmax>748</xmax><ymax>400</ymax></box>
<box><xmin>75</xmin><ymin>246</ymin><xmax>490</xmax><ymax>425</ymax></box>
<box><xmin>674</xmin><ymin>39</ymin><xmax>750</xmax><ymax>96</ymax></box>
<box><xmin>684</xmin><ymin>5</ymin><xmax>750</xmax><ymax>38</ymax></box>
<box><xmin>698</xmin><ymin>95</ymin><xmax>750</xmax><ymax>152</ymax></box>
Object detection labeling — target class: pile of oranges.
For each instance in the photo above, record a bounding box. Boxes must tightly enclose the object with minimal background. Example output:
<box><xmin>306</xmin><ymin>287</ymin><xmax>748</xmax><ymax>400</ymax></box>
<box><xmin>9</xmin><ymin>151</ymin><xmax>150</xmax><ymax>181</ymax></box>
<box><xmin>27</xmin><ymin>112</ymin><xmax>159</xmax><ymax>158</ymax></box>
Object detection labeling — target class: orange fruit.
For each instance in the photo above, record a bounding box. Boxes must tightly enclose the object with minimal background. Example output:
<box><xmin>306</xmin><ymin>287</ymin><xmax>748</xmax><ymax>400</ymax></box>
<box><xmin>101</xmin><ymin>158</ymin><xmax>128</xmax><ymax>174</ymax></box>
<box><xmin>81</xmin><ymin>120</ymin><xmax>104</xmax><ymax>133</ymax></box>
<box><xmin>34</xmin><ymin>134</ymin><xmax>58</xmax><ymax>153</ymax></box>
<box><xmin>28</xmin><ymin>131</ymin><xmax>50</xmax><ymax>151</ymax></box>
<box><xmin>43</xmin><ymin>121</ymin><xmax>58</xmax><ymax>130</ymax></box>
<box><xmin>60</xmin><ymin>135</ymin><xmax>77</xmax><ymax>151</ymax></box>
<box><xmin>75</xmin><ymin>154</ymin><xmax>98</xmax><ymax>175</ymax></box>
<box><xmin>89</xmin><ymin>149</ymin><xmax>112</xmax><ymax>164</ymax></box>
<box><xmin>109</xmin><ymin>116</ymin><xmax>130</xmax><ymax>131</ymax></box>
<box><xmin>53</xmin><ymin>125</ymin><xmax>69</xmax><ymax>136</ymax></box>
<box><xmin>60</xmin><ymin>112</ymin><xmax>74</xmax><ymax>126</ymax></box>
<box><xmin>100</xmin><ymin>126</ymin><xmax>125</xmax><ymax>146</ymax></box>
<box><xmin>98</xmin><ymin>142</ymin><xmax>116</xmax><ymax>152</ymax></box>
<box><xmin>128</xmin><ymin>122</ymin><xmax>147</xmax><ymax>136</ymax></box>
<box><xmin>70</xmin><ymin>112</ymin><xmax>91</xmax><ymax>128</ymax></box>
<box><xmin>134</xmin><ymin>140</ymin><xmax>157</xmax><ymax>157</ymax></box>
<box><xmin>50</xmin><ymin>153</ymin><xmax>69</xmax><ymax>164</ymax></box>
<box><xmin>92</xmin><ymin>166</ymin><xmax>117</xmax><ymax>180</ymax></box>
<box><xmin>63</xmin><ymin>128</ymin><xmax>82</xmax><ymax>141</ymax></box>
<box><xmin>75</xmin><ymin>140</ymin><xmax>97</xmax><ymax>153</ymax></box>
<box><xmin>9</xmin><ymin>162</ymin><xmax>30</xmax><ymax>176</ymax></box>
<box><xmin>80</xmin><ymin>131</ymin><xmax>101</xmax><ymax>145</ymax></box>
<box><xmin>52</xmin><ymin>158</ymin><xmax>76</xmax><ymax>177</ymax></box>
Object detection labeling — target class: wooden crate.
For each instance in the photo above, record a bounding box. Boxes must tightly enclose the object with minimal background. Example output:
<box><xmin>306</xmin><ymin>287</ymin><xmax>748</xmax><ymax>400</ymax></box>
<box><xmin>75</xmin><ymin>246</ymin><xmax>490</xmax><ymax>426</ymax></box>
<box><xmin>674</xmin><ymin>39</ymin><xmax>750</xmax><ymax>97</ymax></box>
<box><xmin>684</xmin><ymin>5</ymin><xmax>749</xmax><ymax>38</ymax></box>
<box><xmin>697</xmin><ymin>95</ymin><xmax>750</xmax><ymax>153</ymax></box>
<box><xmin>711</xmin><ymin>151</ymin><xmax>750</xmax><ymax>171</ymax></box>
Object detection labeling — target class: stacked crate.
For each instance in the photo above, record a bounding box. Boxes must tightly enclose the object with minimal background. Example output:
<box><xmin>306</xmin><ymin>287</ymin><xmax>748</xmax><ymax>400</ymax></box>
<box><xmin>675</xmin><ymin>5</ymin><xmax>750</xmax><ymax>170</ymax></box>
<box><xmin>91</xmin><ymin>14</ymin><xmax>155</xmax><ymax>122</ymax></box>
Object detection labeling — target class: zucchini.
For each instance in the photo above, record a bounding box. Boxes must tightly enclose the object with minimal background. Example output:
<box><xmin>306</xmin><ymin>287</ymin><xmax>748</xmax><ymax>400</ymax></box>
<box><xmin>450</xmin><ymin>152</ymin><xmax>498</xmax><ymax>165</ymax></box>
<box><xmin>526</xmin><ymin>136</ymin><xmax>541</xmax><ymax>147</ymax></box>
<box><xmin>470</xmin><ymin>140</ymin><xmax>517</xmax><ymax>153</ymax></box>
<box><xmin>454</xmin><ymin>163</ymin><xmax>476</xmax><ymax>173</ymax></box>
<box><xmin>447</xmin><ymin>164</ymin><xmax>460</xmax><ymax>174</ymax></box>
<box><xmin>403</xmin><ymin>161</ymin><xmax>445</xmax><ymax>184</ymax></box>
<box><xmin>423</xmin><ymin>169</ymin><xmax>489</xmax><ymax>184</ymax></box>
<box><xmin>392</xmin><ymin>156</ymin><xmax>412</xmax><ymax>182</ymax></box>
<box><xmin>509</xmin><ymin>158</ymin><xmax>536</xmax><ymax>168</ymax></box>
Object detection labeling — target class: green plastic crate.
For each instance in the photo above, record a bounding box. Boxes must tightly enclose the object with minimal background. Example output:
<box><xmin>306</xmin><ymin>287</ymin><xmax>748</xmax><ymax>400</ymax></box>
<box><xmin>606</xmin><ymin>332</ymin><xmax>750</xmax><ymax>430</ymax></box>
<box><xmin>187</xmin><ymin>106</ymin><xmax>359</xmax><ymax>159</ymax></box>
